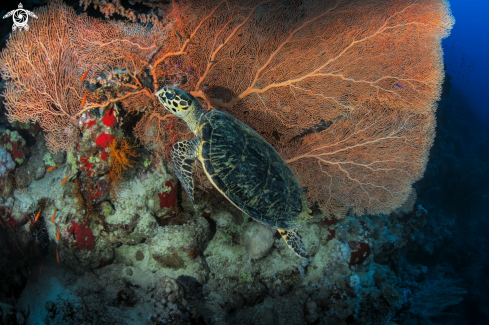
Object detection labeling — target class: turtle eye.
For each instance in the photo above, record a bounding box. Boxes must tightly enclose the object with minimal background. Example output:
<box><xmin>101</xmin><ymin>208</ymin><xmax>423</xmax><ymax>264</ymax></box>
<box><xmin>167</xmin><ymin>92</ymin><xmax>176</xmax><ymax>100</ymax></box>
<box><xmin>180</xmin><ymin>101</ymin><xmax>189</xmax><ymax>109</ymax></box>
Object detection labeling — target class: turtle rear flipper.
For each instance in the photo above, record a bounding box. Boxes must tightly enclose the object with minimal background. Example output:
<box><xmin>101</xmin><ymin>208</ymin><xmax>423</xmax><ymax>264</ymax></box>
<box><xmin>171</xmin><ymin>136</ymin><xmax>201</xmax><ymax>205</ymax></box>
<box><xmin>278</xmin><ymin>229</ymin><xmax>307</xmax><ymax>258</ymax></box>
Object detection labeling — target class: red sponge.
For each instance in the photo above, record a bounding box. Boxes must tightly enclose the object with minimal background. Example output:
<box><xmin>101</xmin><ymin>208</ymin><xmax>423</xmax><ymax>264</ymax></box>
<box><xmin>96</xmin><ymin>132</ymin><xmax>116</xmax><ymax>148</ymax></box>
<box><xmin>158</xmin><ymin>179</ymin><xmax>178</xmax><ymax>209</ymax></box>
<box><xmin>67</xmin><ymin>220</ymin><xmax>95</xmax><ymax>250</ymax></box>
<box><xmin>103</xmin><ymin>109</ymin><xmax>117</xmax><ymax>127</ymax></box>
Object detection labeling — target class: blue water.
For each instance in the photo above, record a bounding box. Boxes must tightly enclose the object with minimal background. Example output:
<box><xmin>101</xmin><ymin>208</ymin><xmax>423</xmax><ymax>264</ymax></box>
<box><xmin>416</xmin><ymin>1</ymin><xmax>489</xmax><ymax>322</ymax></box>
<box><xmin>443</xmin><ymin>0</ymin><xmax>489</xmax><ymax>123</ymax></box>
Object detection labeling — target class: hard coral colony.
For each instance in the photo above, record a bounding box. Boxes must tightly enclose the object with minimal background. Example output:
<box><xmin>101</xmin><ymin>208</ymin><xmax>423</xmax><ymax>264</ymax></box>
<box><xmin>0</xmin><ymin>0</ymin><xmax>456</xmax><ymax>324</ymax></box>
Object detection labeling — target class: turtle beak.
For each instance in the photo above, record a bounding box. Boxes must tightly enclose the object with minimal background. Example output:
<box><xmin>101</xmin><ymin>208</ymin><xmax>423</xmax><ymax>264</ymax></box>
<box><xmin>156</xmin><ymin>87</ymin><xmax>180</xmax><ymax>114</ymax></box>
<box><xmin>156</xmin><ymin>87</ymin><xmax>166</xmax><ymax>104</ymax></box>
<box><xmin>156</xmin><ymin>87</ymin><xmax>171</xmax><ymax>111</ymax></box>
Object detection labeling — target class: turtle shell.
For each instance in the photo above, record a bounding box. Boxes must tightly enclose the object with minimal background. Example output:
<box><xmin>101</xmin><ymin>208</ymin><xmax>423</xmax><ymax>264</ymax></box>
<box><xmin>199</xmin><ymin>110</ymin><xmax>308</xmax><ymax>229</ymax></box>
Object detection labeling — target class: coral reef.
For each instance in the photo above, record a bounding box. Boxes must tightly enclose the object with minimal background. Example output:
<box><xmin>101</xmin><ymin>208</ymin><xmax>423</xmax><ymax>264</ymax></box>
<box><xmin>0</xmin><ymin>129</ymin><xmax>26</xmax><ymax>165</ymax></box>
<box><xmin>0</xmin><ymin>149</ymin><xmax>14</xmax><ymax>178</ymax></box>
<box><xmin>0</xmin><ymin>152</ymin><xmax>464</xmax><ymax>324</ymax></box>
<box><xmin>241</xmin><ymin>222</ymin><xmax>274</xmax><ymax>260</ymax></box>
<box><xmin>0</xmin><ymin>1</ymin><xmax>470</xmax><ymax>325</ymax></box>
<box><xmin>66</xmin><ymin>220</ymin><xmax>95</xmax><ymax>250</ymax></box>
<box><xmin>150</xmin><ymin>276</ymin><xmax>189</xmax><ymax>324</ymax></box>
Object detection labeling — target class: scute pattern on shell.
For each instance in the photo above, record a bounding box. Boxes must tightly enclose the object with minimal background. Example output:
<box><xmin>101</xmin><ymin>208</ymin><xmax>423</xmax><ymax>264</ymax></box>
<box><xmin>199</xmin><ymin>110</ymin><xmax>307</xmax><ymax>230</ymax></box>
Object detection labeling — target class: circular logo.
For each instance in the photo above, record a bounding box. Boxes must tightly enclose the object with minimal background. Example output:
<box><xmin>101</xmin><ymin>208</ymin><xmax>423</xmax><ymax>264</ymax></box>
<box><xmin>13</xmin><ymin>10</ymin><xmax>28</xmax><ymax>26</ymax></box>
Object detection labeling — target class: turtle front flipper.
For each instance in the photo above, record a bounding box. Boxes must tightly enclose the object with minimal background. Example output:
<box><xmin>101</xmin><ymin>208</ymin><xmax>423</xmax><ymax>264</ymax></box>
<box><xmin>27</xmin><ymin>10</ymin><xmax>38</xmax><ymax>19</ymax></box>
<box><xmin>278</xmin><ymin>229</ymin><xmax>307</xmax><ymax>258</ymax></box>
<box><xmin>171</xmin><ymin>136</ymin><xmax>201</xmax><ymax>205</ymax></box>
<box><xmin>3</xmin><ymin>11</ymin><xmax>14</xmax><ymax>19</ymax></box>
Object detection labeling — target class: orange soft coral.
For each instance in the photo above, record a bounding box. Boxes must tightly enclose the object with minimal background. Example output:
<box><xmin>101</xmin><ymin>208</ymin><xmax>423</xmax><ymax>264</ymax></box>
<box><xmin>108</xmin><ymin>138</ymin><xmax>138</xmax><ymax>180</ymax></box>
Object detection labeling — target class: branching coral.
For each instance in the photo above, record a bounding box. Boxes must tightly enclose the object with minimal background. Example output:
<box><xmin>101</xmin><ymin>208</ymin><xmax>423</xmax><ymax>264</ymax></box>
<box><xmin>79</xmin><ymin>0</ymin><xmax>164</xmax><ymax>28</ymax></box>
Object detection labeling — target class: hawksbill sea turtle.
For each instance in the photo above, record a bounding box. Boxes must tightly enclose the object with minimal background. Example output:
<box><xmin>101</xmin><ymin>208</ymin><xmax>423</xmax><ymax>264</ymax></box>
<box><xmin>156</xmin><ymin>87</ymin><xmax>312</xmax><ymax>258</ymax></box>
<box><xmin>3</xmin><ymin>3</ymin><xmax>38</xmax><ymax>32</ymax></box>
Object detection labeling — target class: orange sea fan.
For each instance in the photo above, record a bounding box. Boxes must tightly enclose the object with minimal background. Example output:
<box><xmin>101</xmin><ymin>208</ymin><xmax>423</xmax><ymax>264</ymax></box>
<box><xmin>137</xmin><ymin>0</ymin><xmax>454</xmax><ymax>217</ymax></box>
<box><xmin>0</xmin><ymin>0</ymin><xmax>454</xmax><ymax>218</ymax></box>
<box><xmin>0</xmin><ymin>1</ymin><xmax>166</xmax><ymax>153</ymax></box>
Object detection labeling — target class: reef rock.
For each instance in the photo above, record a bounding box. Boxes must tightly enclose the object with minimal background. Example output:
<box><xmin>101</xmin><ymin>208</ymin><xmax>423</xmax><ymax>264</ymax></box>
<box><xmin>151</xmin><ymin>276</ymin><xmax>190</xmax><ymax>325</ymax></box>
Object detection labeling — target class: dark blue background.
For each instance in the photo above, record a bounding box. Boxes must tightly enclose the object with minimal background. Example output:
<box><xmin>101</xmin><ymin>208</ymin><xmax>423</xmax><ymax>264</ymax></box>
<box><xmin>443</xmin><ymin>0</ymin><xmax>489</xmax><ymax>123</ymax></box>
<box><xmin>413</xmin><ymin>1</ymin><xmax>489</xmax><ymax>322</ymax></box>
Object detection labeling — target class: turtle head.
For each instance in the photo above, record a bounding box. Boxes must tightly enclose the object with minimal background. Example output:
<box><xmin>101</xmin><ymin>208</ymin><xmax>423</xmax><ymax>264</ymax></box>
<box><xmin>156</xmin><ymin>87</ymin><xmax>205</xmax><ymax>134</ymax></box>
<box><xmin>155</xmin><ymin>87</ymin><xmax>199</xmax><ymax>119</ymax></box>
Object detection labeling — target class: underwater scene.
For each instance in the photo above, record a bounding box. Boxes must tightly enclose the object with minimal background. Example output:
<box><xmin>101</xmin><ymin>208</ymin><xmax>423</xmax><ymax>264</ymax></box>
<box><xmin>0</xmin><ymin>0</ymin><xmax>487</xmax><ymax>324</ymax></box>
